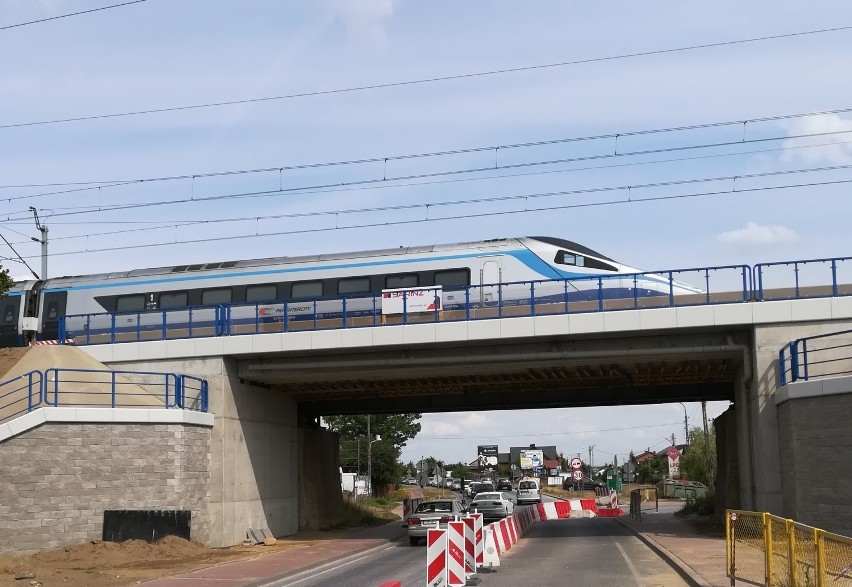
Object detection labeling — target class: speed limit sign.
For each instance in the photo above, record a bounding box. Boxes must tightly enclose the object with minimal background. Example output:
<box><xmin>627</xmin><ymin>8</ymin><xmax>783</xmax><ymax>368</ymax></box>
<box><xmin>573</xmin><ymin>470</ymin><xmax>583</xmax><ymax>481</ymax></box>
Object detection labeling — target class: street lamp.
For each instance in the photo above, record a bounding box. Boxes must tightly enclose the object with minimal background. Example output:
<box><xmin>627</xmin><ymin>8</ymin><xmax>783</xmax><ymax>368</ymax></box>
<box><xmin>367</xmin><ymin>433</ymin><xmax>381</xmax><ymax>496</ymax></box>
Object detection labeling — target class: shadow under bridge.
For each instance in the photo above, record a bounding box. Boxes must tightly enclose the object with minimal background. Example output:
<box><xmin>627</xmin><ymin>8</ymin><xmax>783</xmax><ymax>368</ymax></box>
<box><xmin>235</xmin><ymin>330</ymin><xmax>745</xmax><ymax>416</ymax></box>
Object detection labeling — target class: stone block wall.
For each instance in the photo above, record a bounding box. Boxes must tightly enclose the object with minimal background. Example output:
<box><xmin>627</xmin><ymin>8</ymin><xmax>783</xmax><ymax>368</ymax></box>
<box><xmin>0</xmin><ymin>423</ymin><xmax>211</xmax><ymax>556</ymax></box>
<box><xmin>777</xmin><ymin>390</ymin><xmax>852</xmax><ymax>536</ymax></box>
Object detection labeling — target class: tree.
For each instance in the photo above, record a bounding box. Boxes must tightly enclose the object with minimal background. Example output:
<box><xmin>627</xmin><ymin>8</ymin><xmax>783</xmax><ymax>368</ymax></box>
<box><xmin>324</xmin><ymin>414</ymin><xmax>422</xmax><ymax>493</ymax></box>
<box><xmin>681</xmin><ymin>425</ymin><xmax>716</xmax><ymax>486</ymax></box>
<box><xmin>0</xmin><ymin>268</ymin><xmax>12</xmax><ymax>294</ymax></box>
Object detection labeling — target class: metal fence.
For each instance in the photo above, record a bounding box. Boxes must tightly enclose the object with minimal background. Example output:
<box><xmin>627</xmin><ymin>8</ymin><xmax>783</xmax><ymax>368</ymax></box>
<box><xmin>0</xmin><ymin>368</ymin><xmax>208</xmax><ymax>424</ymax></box>
<box><xmin>778</xmin><ymin>329</ymin><xmax>852</xmax><ymax>385</ymax></box>
<box><xmin>727</xmin><ymin>510</ymin><xmax>852</xmax><ymax>586</ymax></box>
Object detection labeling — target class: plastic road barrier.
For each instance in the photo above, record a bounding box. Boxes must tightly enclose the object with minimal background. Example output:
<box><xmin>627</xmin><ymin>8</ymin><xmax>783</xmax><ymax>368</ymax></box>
<box><xmin>462</xmin><ymin>516</ymin><xmax>475</xmax><ymax>575</ymax></box>
<box><xmin>466</xmin><ymin>512</ymin><xmax>484</xmax><ymax>567</ymax></box>
<box><xmin>446</xmin><ymin>521</ymin><xmax>466</xmax><ymax>587</ymax></box>
<box><xmin>481</xmin><ymin>525</ymin><xmax>501</xmax><ymax>567</ymax></box>
<box><xmin>426</xmin><ymin>528</ymin><xmax>447</xmax><ymax>587</ymax></box>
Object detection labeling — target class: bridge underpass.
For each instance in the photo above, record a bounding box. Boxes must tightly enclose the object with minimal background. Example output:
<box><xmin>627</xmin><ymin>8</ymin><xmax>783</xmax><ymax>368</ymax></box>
<box><xmin>237</xmin><ymin>330</ymin><xmax>743</xmax><ymax>416</ymax></box>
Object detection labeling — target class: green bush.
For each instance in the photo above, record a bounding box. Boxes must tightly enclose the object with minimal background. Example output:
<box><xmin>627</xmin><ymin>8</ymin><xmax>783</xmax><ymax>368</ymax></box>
<box><xmin>678</xmin><ymin>492</ymin><xmax>714</xmax><ymax>517</ymax></box>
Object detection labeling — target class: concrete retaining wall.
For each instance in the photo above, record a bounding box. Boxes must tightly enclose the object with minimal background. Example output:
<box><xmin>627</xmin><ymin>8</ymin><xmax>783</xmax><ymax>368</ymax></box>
<box><xmin>298</xmin><ymin>428</ymin><xmax>344</xmax><ymax>530</ymax></box>
<box><xmin>777</xmin><ymin>376</ymin><xmax>852</xmax><ymax>536</ymax></box>
<box><xmin>0</xmin><ymin>422</ymin><xmax>211</xmax><ymax>556</ymax></box>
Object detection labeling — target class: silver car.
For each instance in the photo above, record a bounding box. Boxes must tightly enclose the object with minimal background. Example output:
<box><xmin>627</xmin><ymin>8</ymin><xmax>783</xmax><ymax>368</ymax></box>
<box><xmin>468</xmin><ymin>491</ymin><xmax>514</xmax><ymax>521</ymax></box>
<box><xmin>406</xmin><ymin>499</ymin><xmax>466</xmax><ymax>546</ymax></box>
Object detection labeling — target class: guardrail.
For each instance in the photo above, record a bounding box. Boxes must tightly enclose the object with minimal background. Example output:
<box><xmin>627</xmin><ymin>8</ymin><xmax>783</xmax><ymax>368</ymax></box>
<box><xmin>0</xmin><ymin>368</ymin><xmax>208</xmax><ymax>425</ymax></box>
<box><xmin>0</xmin><ymin>371</ymin><xmax>43</xmax><ymax>422</ymax></box>
<box><xmin>778</xmin><ymin>329</ymin><xmax>852</xmax><ymax>385</ymax></box>
<box><xmin>629</xmin><ymin>487</ymin><xmax>659</xmax><ymax>521</ymax></box>
<box><xmin>726</xmin><ymin>509</ymin><xmax>852</xmax><ymax>586</ymax></box>
<box><xmin>54</xmin><ymin>255</ymin><xmax>852</xmax><ymax>346</ymax></box>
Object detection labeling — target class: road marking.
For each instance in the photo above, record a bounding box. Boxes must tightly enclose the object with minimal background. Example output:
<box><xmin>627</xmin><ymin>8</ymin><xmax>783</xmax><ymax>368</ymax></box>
<box><xmin>615</xmin><ymin>541</ymin><xmax>643</xmax><ymax>584</ymax></box>
<box><xmin>260</xmin><ymin>544</ymin><xmax>398</xmax><ymax>587</ymax></box>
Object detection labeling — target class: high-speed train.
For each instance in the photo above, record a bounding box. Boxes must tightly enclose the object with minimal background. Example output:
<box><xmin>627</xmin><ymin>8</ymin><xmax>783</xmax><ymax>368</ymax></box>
<box><xmin>0</xmin><ymin>236</ymin><xmax>700</xmax><ymax>346</ymax></box>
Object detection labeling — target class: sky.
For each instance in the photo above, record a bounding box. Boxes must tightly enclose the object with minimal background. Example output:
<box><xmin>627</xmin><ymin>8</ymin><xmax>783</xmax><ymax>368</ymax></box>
<box><xmin>2</xmin><ymin>1</ymin><xmax>851</xmax><ymax>465</ymax></box>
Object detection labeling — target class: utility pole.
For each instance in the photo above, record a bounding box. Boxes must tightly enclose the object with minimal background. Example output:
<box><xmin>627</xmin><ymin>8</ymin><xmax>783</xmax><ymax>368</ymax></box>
<box><xmin>678</xmin><ymin>402</ymin><xmax>689</xmax><ymax>445</ymax></box>
<box><xmin>30</xmin><ymin>207</ymin><xmax>48</xmax><ymax>279</ymax></box>
<box><xmin>671</xmin><ymin>433</ymin><xmax>677</xmax><ymax>447</ymax></box>
<box><xmin>588</xmin><ymin>445</ymin><xmax>596</xmax><ymax>474</ymax></box>
<box><xmin>702</xmin><ymin>401</ymin><xmax>713</xmax><ymax>490</ymax></box>
<box><xmin>367</xmin><ymin>415</ymin><xmax>371</xmax><ymax>495</ymax></box>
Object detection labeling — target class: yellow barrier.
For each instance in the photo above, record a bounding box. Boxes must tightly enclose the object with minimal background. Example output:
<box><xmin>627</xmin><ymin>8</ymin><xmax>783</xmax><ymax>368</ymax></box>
<box><xmin>726</xmin><ymin>510</ymin><xmax>852</xmax><ymax>586</ymax></box>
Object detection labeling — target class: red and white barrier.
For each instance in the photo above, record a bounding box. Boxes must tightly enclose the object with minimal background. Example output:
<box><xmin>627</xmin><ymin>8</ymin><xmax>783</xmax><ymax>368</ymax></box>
<box><xmin>467</xmin><ymin>513</ymin><xmax>484</xmax><ymax>567</ymax></box>
<box><xmin>446</xmin><ymin>521</ymin><xmax>466</xmax><ymax>587</ymax></box>
<box><xmin>481</xmin><ymin>525</ymin><xmax>501</xmax><ymax>567</ymax></box>
<box><xmin>462</xmin><ymin>516</ymin><xmax>475</xmax><ymax>575</ymax></box>
<box><xmin>507</xmin><ymin>515</ymin><xmax>519</xmax><ymax>544</ymax></box>
<box><xmin>29</xmin><ymin>338</ymin><xmax>75</xmax><ymax>346</ymax></box>
<box><xmin>427</xmin><ymin>529</ymin><xmax>447</xmax><ymax>587</ymax></box>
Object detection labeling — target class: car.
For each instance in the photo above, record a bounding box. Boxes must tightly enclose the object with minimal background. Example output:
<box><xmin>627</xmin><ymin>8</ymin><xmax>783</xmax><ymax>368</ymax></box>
<box><xmin>469</xmin><ymin>491</ymin><xmax>515</xmax><ymax>521</ymax></box>
<box><xmin>562</xmin><ymin>477</ymin><xmax>605</xmax><ymax>491</ymax></box>
<box><xmin>471</xmin><ymin>481</ymin><xmax>494</xmax><ymax>498</ymax></box>
<box><xmin>406</xmin><ymin>499</ymin><xmax>467</xmax><ymax>545</ymax></box>
<box><xmin>496</xmin><ymin>478</ymin><xmax>512</xmax><ymax>491</ymax></box>
<box><xmin>516</xmin><ymin>478</ymin><xmax>542</xmax><ymax>504</ymax></box>
<box><xmin>451</xmin><ymin>478</ymin><xmax>462</xmax><ymax>491</ymax></box>
<box><xmin>401</xmin><ymin>477</ymin><xmax>419</xmax><ymax>485</ymax></box>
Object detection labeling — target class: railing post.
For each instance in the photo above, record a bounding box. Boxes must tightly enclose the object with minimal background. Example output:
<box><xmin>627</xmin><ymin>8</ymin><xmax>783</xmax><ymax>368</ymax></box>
<box><xmin>802</xmin><ymin>340</ymin><xmax>809</xmax><ymax>381</ymax></box>
<box><xmin>403</xmin><ymin>291</ymin><xmax>408</xmax><ymax>325</ymax></box>
<box><xmin>632</xmin><ymin>275</ymin><xmax>639</xmax><ymax>308</ymax></box>
<box><xmin>763</xmin><ymin>513</ymin><xmax>773</xmax><ymax>586</ymax></box>
<box><xmin>668</xmin><ymin>271</ymin><xmax>675</xmax><ymax>307</ymax></box>
<box><xmin>563</xmin><ymin>280</ymin><xmax>569</xmax><ymax>313</ymax></box>
<box><xmin>498</xmin><ymin>283</ymin><xmax>503</xmax><ymax>319</ymax></box>
<box><xmin>790</xmin><ymin>340</ymin><xmax>800</xmax><ymax>382</ymax></box>
<box><xmin>372</xmin><ymin>295</ymin><xmax>377</xmax><ymax>326</ymax></box>
<box><xmin>434</xmin><ymin>287</ymin><xmax>440</xmax><ymax>323</ymax></box>
<box><xmin>530</xmin><ymin>282</ymin><xmax>536</xmax><ymax>317</ymax></box>
<box><xmin>111</xmin><ymin>370</ymin><xmax>116</xmax><ymax>408</ymax></box>
<box><xmin>175</xmin><ymin>374</ymin><xmax>184</xmax><ymax>409</ymax></box>
<box><xmin>597</xmin><ymin>278</ymin><xmax>604</xmax><ymax>312</ymax></box>
<box><xmin>58</xmin><ymin>318</ymin><xmax>66</xmax><ymax>345</ymax></box>
<box><xmin>161</xmin><ymin>310</ymin><xmax>167</xmax><ymax>340</ymax></box>
<box><xmin>779</xmin><ymin>347</ymin><xmax>787</xmax><ymax>386</ymax></box>
<box><xmin>136</xmin><ymin>312</ymin><xmax>141</xmax><ymax>342</ymax></box>
<box><xmin>110</xmin><ymin>313</ymin><xmax>116</xmax><ymax>344</ymax></box>
<box><xmin>814</xmin><ymin>528</ymin><xmax>825</xmax><ymax>587</ymax></box>
<box><xmin>787</xmin><ymin>519</ymin><xmax>798</xmax><ymax>587</ymax></box>
<box><xmin>831</xmin><ymin>260</ymin><xmax>838</xmax><ymax>297</ymax></box>
<box><xmin>312</xmin><ymin>300</ymin><xmax>318</xmax><ymax>330</ymax></box>
<box><xmin>342</xmin><ymin>296</ymin><xmax>348</xmax><ymax>329</ymax></box>
<box><xmin>86</xmin><ymin>314</ymin><xmax>91</xmax><ymax>345</ymax></box>
<box><xmin>465</xmin><ymin>288</ymin><xmax>470</xmax><ymax>321</ymax></box>
<box><xmin>201</xmin><ymin>379</ymin><xmax>209</xmax><ymax>412</ymax></box>
<box><xmin>704</xmin><ymin>269</ymin><xmax>711</xmax><ymax>305</ymax></box>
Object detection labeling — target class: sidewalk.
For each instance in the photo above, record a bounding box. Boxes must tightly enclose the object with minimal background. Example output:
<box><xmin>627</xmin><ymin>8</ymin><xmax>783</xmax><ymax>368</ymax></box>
<box><xmin>139</xmin><ymin>518</ymin><xmax>408</xmax><ymax>587</ymax></box>
<box><xmin>616</xmin><ymin>501</ymin><xmax>728</xmax><ymax>587</ymax></box>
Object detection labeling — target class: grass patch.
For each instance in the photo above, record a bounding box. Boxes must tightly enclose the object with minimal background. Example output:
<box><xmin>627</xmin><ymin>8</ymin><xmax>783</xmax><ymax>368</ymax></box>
<box><xmin>330</xmin><ymin>496</ymin><xmax>401</xmax><ymax>530</ymax></box>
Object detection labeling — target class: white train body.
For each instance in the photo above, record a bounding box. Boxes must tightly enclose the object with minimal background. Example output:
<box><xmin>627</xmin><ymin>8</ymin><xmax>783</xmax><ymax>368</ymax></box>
<box><xmin>0</xmin><ymin>236</ymin><xmax>698</xmax><ymax>345</ymax></box>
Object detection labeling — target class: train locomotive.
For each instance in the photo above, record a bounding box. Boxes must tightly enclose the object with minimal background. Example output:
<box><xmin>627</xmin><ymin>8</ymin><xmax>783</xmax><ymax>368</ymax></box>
<box><xmin>0</xmin><ymin>236</ymin><xmax>700</xmax><ymax>346</ymax></box>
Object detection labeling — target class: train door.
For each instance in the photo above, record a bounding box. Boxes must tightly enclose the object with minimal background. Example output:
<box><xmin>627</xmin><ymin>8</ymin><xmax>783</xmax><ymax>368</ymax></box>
<box><xmin>0</xmin><ymin>295</ymin><xmax>22</xmax><ymax>347</ymax></box>
<box><xmin>39</xmin><ymin>291</ymin><xmax>67</xmax><ymax>342</ymax></box>
<box><xmin>479</xmin><ymin>256</ymin><xmax>503</xmax><ymax>305</ymax></box>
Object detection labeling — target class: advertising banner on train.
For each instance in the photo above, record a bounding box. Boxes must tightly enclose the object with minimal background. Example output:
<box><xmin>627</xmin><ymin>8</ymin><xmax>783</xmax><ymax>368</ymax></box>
<box><xmin>381</xmin><ymin>286</ymin><xmax>442</xmax><ymax>315</ymax></box>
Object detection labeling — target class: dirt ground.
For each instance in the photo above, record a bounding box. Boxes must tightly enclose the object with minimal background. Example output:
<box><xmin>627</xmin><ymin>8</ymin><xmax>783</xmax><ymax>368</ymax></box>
<box><xmin>0</xmin><ymin>530</ymin><xmax>359</xmax><ymax>587</ymax></box>
<box><xmin>0</xmin><ymin>347</ymin><xmax>30</xmax><ymax>379</ymax></box>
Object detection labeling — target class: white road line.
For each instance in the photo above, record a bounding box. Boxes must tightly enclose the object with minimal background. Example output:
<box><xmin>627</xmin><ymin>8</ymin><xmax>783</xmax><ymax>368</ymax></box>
<box><xmin>258</xmin><ymin>544</ymin><xmax>399</xmax><ymax>587</ymax></box>
<box><xmin>615</xmin><ymin>540</ymin><xmax>644</xmax><ymax>585</ymax></box>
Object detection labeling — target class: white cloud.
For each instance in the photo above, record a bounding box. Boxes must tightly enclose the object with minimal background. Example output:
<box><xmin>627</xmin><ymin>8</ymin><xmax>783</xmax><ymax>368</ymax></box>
<box><xmin>324</xmin><ymin>0</ymin><xmax>394</xmax><ymax>48</ymax></box>
<box><xmin>781</xmin><ymin>113</ymin><xmax>852</xmax><ymax>165</ymax></box>
<box><xmin>717</xmin><ymin>222</ymin><xmax>799</xmax><ymax>247</ymax></box>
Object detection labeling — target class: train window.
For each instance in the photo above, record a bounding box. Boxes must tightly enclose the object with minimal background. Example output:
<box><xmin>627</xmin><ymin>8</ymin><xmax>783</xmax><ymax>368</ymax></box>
<box><xmin>386</xmin><ymin>274</ymin><xmax>418</xmax><ymax>289</ymax></box>
<box><xmin>46</xmin><ymin>301</ymin><xmax>59</xmax><ymax>320</ymax></box>
<box><xmin>3</xmin><ymin>305</ymin><xmax>14</xmax><ymax>324</ymax></box>
<box><xmin>159</xmin><ymin>291</ymin><xmax>189</xmax><ymax>309</ymax></box>
<box><xmin>584</xmin><ymin>257</ymin><xmax>618</xmax><ymax>271</ymax></box>
<box><xmin>292</xmin><ymin>281</ymin><xmax>323</xmax><ymax>299</ymax></box>
<box><xmin>555</xmin><ymin>250</ymin><xmax>578</xmax><ymax>266</ymax></box>
<box><xmin>202</xmin><ymin>288</ymin><xmax>232</xmax><ymax>305</ymax></box>
<box><xmin>116</xmin><ymin>295</ymin><xmax>145</xmax><ymax>312</ymax></box>
<box><xmin>434</xmin><ymin>269</ymin><xmax>469</xmax><ymax>288</ymax></box>
<box><xmin>338</xmin><ymin>277</ymin><xmax>370</xmax><ymax>295</ymax></box>
<box><xmin>246</xmin><ymin>284</ymin><xmax>277</xmax><ymax>302</ymax></box>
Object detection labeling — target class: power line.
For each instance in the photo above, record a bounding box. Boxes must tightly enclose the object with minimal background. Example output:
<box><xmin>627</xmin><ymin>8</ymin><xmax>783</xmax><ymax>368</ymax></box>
<box><xmin>0</xmin><ymin>0</ymin><xmax>147</xmax><ymax>31</ymax></box>
<box><xmin>2</xmin><ymin>105</ymin><xmax>850</xmax><ymax>194</ymax></box>
<box><xmin>11</xmin><ymin>172</ymin><xmax>851</xmax><ymax>262</ymax></box>
<box><xmin>4</xmin><ymin>127</ymin><xmax>850</xmax><ymax>219</ymax></box>
<box><xmin>3</xmin><ymin>25</ymin><xmax>851</xmax><ymax>129</ymax></box>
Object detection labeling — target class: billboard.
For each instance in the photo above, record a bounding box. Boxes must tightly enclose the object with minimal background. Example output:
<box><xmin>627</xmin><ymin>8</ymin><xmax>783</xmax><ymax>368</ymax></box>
<box><xmin>519</xmin><ymin>449</ymin><xmax>544</xmax><ymax>470</ymax></box>
<box><xmin>477</xmin><ymin>445</ymin><xmax>498</xmax><ymax>470</ymax></box>
<box><xmin>667</xmin><ymin>446</ymin><xmax>681</xmax><ymax>479</ymax></box>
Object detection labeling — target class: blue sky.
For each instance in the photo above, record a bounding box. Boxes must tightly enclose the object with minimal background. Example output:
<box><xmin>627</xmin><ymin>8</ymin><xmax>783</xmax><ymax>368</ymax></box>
<box><xmin>2</xmin><ymin>1</ymin><xmax>851</xmax><ymax>464</ymax></box>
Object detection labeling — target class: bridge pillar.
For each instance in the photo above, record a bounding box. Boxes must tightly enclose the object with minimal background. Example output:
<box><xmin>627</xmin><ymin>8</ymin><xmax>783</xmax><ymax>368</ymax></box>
<box><xmin>106</xmin><ymin>356</ymin><xmax>301</xmax><ymax>547</ymax></box>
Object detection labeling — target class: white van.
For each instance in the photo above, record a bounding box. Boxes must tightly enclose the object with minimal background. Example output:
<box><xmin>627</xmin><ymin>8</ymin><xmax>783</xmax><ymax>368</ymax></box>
<box><xmin>516</xmin><ymin>477</ymin><xmax>542</xmax><ymax>504</ymax></box>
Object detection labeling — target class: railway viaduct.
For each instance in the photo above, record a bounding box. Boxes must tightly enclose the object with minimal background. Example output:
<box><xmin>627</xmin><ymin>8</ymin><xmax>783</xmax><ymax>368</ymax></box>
<box><xmin>2</xmin><ymin>295</ymin><xmax>851</xmax><ymax>554</ymax></box>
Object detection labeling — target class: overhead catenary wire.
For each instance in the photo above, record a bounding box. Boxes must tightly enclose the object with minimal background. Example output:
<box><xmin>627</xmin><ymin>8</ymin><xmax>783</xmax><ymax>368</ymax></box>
<box><xmin>0</xmin><ymin>0</ymin><xmax>148</xmax><ymax>31</ymax></box>
<box><xmin>2</xmin><ymin>25</ymin><xmax>852</xmax><ymax>129</ymax></box>
<box><xmin>2</xmin><ymin>104</ymin><xmax>851</xmax><ymax>194</ymax></box>
<box><xmin>9</xmin><ymin>172</ymin><xmax>852</xmax><ymax>262</ymax></box>
<box><xmin>3</xmin><ymin>126</ymin><xmax>851</xmax><ymax>219</ymax></box>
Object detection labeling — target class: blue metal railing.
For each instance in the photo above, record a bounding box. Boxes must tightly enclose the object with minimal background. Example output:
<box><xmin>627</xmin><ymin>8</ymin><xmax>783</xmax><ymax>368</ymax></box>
<box><xmin>0</xmin><ymin>368</ymin><xmax>208</xmax><ymax>423</ymax></box>
<box><xmin>778</xmin><ymin>329</ymin><xmax>852</xmax><ymax>385</ymax></box>
<box><xmin>754</xmin><ymin>256</ymin><xmax>852</xmax><ymax>301</ymax></box>
<box><xmin>0</xmin><ymin>371</ymin><xmax>43</xmax><ymax>421</ymax></box>
<box><xmin>58</xmin><ymin>261</ymin><xmax>770</xmax><ymax>345</ymax></box>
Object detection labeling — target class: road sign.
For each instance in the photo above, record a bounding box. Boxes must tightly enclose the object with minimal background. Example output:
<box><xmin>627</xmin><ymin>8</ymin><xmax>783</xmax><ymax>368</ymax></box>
<box><xmin>511</xmin><ymin>464</ymin><xmax>516</xmax><ymax>471</ymax></box>
<box><xmin>570</xmin><ymin>457</ymin><xmax>583</xmax><ymax>471</ymax></box>
<box><xmin>573</xmin><ymin>470</ymin><xmax>583</xmax><ymax>481</ymax></box>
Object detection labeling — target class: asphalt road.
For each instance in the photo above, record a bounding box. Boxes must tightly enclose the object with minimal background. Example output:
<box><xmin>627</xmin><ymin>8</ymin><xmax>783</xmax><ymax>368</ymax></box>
<box><xmin>267</xmin><ymin>493</ymin><xmax>686</xmax><ymax>587</ymax></box>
